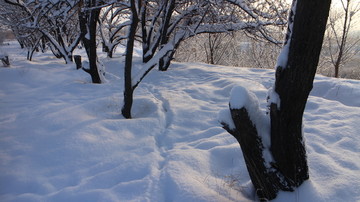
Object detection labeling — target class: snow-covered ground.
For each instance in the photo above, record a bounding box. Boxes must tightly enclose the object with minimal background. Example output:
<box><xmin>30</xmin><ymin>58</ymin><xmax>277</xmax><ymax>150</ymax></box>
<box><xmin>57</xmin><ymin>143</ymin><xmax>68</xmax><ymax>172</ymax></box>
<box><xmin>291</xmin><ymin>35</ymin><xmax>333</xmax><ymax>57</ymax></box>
<box><xmin>0</xmin><ymin>42</ymin><xmax>359</xmax><ymax>201</ymax></box>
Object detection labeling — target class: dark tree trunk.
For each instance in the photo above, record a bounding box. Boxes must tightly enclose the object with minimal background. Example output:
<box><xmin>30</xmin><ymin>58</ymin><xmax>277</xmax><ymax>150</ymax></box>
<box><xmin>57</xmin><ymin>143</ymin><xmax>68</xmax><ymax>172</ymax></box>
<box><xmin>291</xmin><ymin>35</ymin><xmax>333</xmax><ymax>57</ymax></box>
<box><xmin>107</xmin><ymin>49</ymin><xmax>113</xmax><ymax>58</ymax></box>
<box><xmin>102</xmin><ymin>42</ymin><xmax>114</xmax><ymax>58</ymax></box>
<box><xmin>270</xmin><ymin>0</ymin><xmax>331</xmax><ymax>187</ymax></box>
<box><xmin>87</xmin><ymin>14</ymin><xmax>101</xmax><ymax>84</ymax></box>
<box><xmin>158</xmin><ymin>37</ymin><xmax>181</xmax><ymax>71</ymax></box>
<box><xmin>158</xmin><ymin>57</ymin><xmax>170</xmax><ymax>71</ymax></box>
<box><xmin>140</xmin><ymin>1</ymin><xmax>150</xmax><ymax>63</ymax></box>
<box><xmin>28</xmin><ymin>48</ymin><xmax>36</xmax><ymax>61</ymax></box>
<box><xmin>158</xmin><ymin>49</ymin><xmax>175</xmax><ymax>71</ymax></box>
<box><xmin>121</xmin><ymin>0</ymin><xmax>139</xmax><ymax>119</ymax></box>
<box><xmin>157</xmin><ymin>0</ymin><xmax>175</xmax><ymax>71</ymax></box>
<box><xmin>223</xmin><ymin>108</ymin><xmax>291</xmax><ymax>200</ymax></box>
<box><xmin>79</xmin><ymin>0</ymin><xmax>102</xmax><ymax>84</ymax></box>
<box><xmin>122</xmin><ymin>86</ymin><xmax>134</xmax><ymax>119</ymax></box>
<box><xmin>74</xmin><ymin>55</ymin><xmax>82</xmax><ymax>69</ymax></box>
<box><xmin>222</xmin><ymin>0</ymin><xmax>331</xmax><ymax>200</ymax></box>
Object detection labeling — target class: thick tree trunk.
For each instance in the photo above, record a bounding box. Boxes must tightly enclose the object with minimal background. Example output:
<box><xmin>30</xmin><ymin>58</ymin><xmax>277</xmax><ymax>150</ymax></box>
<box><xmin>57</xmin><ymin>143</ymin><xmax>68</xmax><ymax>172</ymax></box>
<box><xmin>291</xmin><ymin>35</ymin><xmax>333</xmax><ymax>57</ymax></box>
<box><xmin>222</xmin><ymin>0</ymin><xmax>331</xmax><ymax>200</ymax></box>
<box><xmin>223</xmin><ymin>107</ymin><xmax>291</xmax><ymax>200</ymax></box>
<box><xmin>121</xmin><ymin>0</ymin><xmax>139</xmax><ymax>119</ymax></box>
<box><xmin>270</xmin><ymin>0</ymin><xmax>331</xmax><ymax>186</ymax></box>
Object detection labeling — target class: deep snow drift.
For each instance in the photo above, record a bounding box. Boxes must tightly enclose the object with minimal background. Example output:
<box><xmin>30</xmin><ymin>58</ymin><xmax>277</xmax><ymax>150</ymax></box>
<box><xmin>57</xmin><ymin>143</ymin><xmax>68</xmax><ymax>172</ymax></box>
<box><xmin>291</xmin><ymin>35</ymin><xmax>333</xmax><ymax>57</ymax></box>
<box><xmin>0</xmin><ymin>42</ymin><xmax>359</xmax><ymax>201</ymax></box>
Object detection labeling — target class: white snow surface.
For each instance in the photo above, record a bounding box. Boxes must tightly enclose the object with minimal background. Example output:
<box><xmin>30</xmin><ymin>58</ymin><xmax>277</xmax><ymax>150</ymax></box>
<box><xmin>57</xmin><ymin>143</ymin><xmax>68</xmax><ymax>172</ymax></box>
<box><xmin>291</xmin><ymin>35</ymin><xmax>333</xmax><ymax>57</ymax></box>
<box><xmin>1</xmin><ymin>42</ymin><xmax>360</xmax><ymax>201</ymax></box>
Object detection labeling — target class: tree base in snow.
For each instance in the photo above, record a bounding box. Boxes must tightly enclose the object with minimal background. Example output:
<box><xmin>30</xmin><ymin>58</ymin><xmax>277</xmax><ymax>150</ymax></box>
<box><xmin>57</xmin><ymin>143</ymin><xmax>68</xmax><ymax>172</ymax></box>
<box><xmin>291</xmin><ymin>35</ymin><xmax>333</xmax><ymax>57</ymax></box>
<box><xmin>1</xmin><ymin>56</ymin><xmax>10</xmax><ymax>67</ymax></box>
<box><xmin>222</xmin><ymin>107</ymin><xmax>296</xmax><ymax>201</ymax></box>
<box><xmin>220</xmin><ymin>0</ymin><xmax>331</xmax><ymax>199</ymax></box>
<box><xmin>74</xmin><ymin>55</ymin><xmax>82</xmax><ymax>70</ymax></box>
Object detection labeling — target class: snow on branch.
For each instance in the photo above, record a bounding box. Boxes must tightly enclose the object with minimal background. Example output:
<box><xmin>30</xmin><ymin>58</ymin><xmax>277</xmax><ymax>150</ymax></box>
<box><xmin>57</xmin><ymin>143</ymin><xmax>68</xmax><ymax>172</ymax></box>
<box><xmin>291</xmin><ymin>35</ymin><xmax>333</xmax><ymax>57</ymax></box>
<box><xmin>131</xmin><ymin>41</ymin><xmax>175</xmax><ymax>90</ymax></box>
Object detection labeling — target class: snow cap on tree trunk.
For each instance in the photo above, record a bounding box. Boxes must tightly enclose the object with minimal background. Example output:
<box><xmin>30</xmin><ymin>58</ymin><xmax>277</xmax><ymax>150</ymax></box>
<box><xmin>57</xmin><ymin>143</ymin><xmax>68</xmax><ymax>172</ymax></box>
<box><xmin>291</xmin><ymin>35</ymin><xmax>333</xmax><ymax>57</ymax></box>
<box><xmin>229</xmin><ymin>86</ymin><xmax>256</xmax><ymax>109</ymax></box>
<box><xmin>229</xmin><ymin>86</ymin><xmax>271</xmax><ymax>149</ymax></box>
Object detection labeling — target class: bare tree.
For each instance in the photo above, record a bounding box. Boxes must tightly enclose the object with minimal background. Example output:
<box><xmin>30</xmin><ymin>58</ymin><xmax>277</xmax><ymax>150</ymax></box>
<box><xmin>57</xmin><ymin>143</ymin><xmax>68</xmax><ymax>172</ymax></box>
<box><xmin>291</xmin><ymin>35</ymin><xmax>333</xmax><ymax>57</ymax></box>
<box><xmin>1</xmin><ymin>0</ymin><xmax>82</xmax><ymax>63</ymax></box>
<box><xmin>0</xmin><ymin>0</ymin><xmax>40</xmax><ymax>59</ymax></box>
<box><xmin>174</xmin><ymin>0</ymin><xmax>287</xmax><ymax>68</ymax></box>
<box><xmin>221</xmin><ymin>0</ymin><xmax>331</xmax><ymax>200</ymax></box>
<box><xmin>78</xmin><ymin>0</ymin><xmax>109</xmax><ymax>83</ymax></box>
<box><xmin>225</xmin><ymin>0</ymin><xmax>288</xmax><ymax>45</ymax></box>
<box><xmin>325</xmin><ymin>0</ymin><xmax>360</xmax><ymax>78</ymax></box>
<box><xmin>99</xmin><ymin>3</ymin><xmax>130</xmax><ymax>58</ymax></box>
<box><xmin>122</xmin><ymin>0</ymin><xmax>216</xmax><ymax>118</ymax></box>
<box><xmin>121</xmin><ymin>0</ymin><xmax>288</xmax><ymax>119</ymax></box>
<box><xmin>176</xmin><ymin>31</ymin><xmax>283</xmax><ymax>68</ymax></box>
<box><xmin>203</xmin><ymin>33</ymin><xmax>234</xmax><ymax>65</ymax></box>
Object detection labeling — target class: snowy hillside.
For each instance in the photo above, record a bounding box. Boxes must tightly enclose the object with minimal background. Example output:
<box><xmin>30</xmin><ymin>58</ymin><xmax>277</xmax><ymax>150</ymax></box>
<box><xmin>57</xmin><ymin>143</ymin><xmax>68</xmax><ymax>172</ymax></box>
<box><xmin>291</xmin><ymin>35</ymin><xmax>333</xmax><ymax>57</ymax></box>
<box><xmin>0</xmin><ymin>42</ymin><xmax>359</xmax><ymax>201</ymax></box>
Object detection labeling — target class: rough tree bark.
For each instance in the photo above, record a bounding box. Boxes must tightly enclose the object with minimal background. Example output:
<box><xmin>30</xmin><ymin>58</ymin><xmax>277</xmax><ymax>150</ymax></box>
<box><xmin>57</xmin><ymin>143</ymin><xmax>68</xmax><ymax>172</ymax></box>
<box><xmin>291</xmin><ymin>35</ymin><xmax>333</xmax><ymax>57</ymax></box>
<box><xmin>222</xmin><ymin>0</ymin><xmax>331</xmax><ymax>200</ymax></box>
<box><xmin>270</xmin><ymin>0</ymin><xmax>331</xmax><ymax>186</ymax></box>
